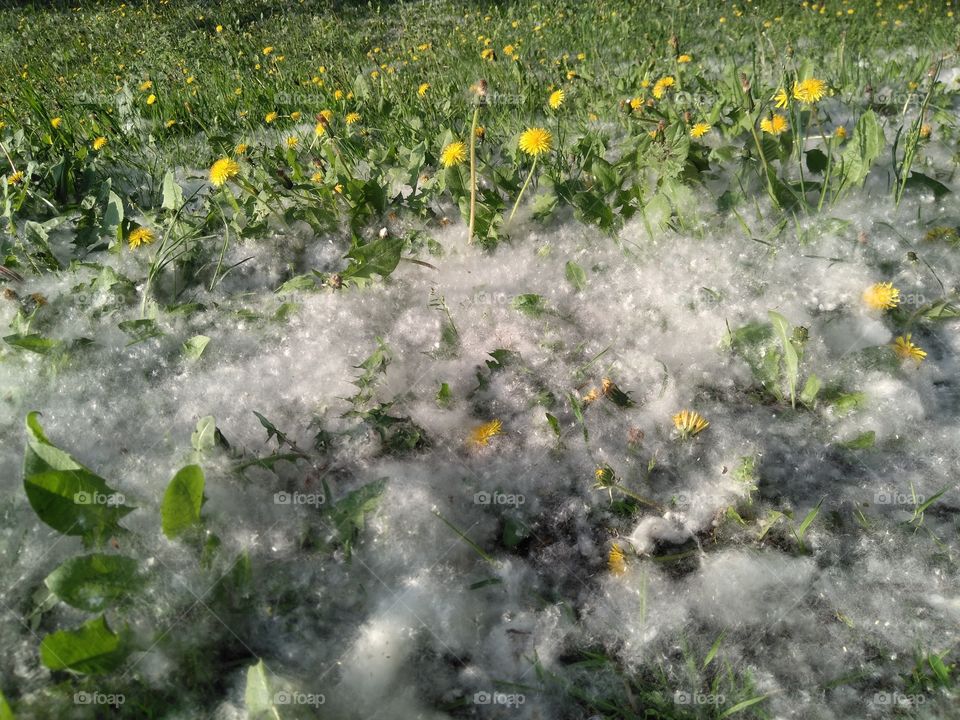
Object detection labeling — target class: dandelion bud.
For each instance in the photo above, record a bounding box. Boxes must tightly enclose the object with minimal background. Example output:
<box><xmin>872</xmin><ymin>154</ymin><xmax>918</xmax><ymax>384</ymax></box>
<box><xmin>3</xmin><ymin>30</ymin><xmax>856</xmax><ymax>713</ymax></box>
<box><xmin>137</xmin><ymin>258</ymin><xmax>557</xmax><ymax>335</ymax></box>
<box><xmin>378</xmin><ymin>227</ymin><xmax>389</xmax><ymax>239</ymax></box>
<box><xmin>668</xmin><ymin>34</ymin><xmax>679</xmax><ymax>52</ymax></box>
<box><xmin>594</xmin><ymin>465</ymin><xmax>616</xmax><ymax>489</ymax></box>
<box><xmin>739</xmin><ymin>73</ymin><xmax>751</xmax><ymax>93</ymax></box>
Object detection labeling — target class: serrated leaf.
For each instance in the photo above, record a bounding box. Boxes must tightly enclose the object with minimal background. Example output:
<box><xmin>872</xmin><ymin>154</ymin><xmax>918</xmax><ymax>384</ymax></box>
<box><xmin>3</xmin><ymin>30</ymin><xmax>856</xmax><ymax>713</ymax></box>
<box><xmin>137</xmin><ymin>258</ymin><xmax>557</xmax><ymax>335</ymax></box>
<box><xmin>23</xmin><ymin>412</ymin><xmax>135</xmax><ymax>545</ymax></box>
<box><xmin>39</xmin><ymin>615</ymin><xmax>128</xmax><ymax>675</ymax></box>
<box><xmin>161</xmin><ymin>465</ymin><xmax>205</xmax><ymax>539</ymax></box>
<box><xmin>329</xmin><ymin>479</ymin><xmax>387</xmax><ymax>557</ymax></box>
<box><xmin>44</xmin><ymin>554</ymin><xmax>140</xmax><ymax>612</ymax></box>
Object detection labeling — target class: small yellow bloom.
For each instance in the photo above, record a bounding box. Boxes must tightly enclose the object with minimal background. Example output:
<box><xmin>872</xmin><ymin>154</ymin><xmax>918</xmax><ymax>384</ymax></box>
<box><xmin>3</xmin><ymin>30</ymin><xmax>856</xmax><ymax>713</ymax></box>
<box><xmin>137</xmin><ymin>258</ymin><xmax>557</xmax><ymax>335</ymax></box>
<box><xmin>128</xmin><ymin>226</ymin><xmax>156</xmax><ymax>249</ymax></box>
<box><xmin>265</xmin><ymin>111</ymin><xmax>278</xmax><ymax>123</ymax></box>
<box><xmin>165</xmin><ymin>119</ymin><xmax>176</xmax><ymax>128</ymax></box>
<box><xmin>334</xmin><ymin>89</ymin><xmax>344</xmax><ymax>101</ymax></box>
<box><xmin>314</xmin><ymin>121</ymin><xmax>326</xmax><ymax>137</ymax></box>
<box><xmin>469</xmin><ymin>419</ymin><xmax>503</xmax><ymax>447</ymax></box>
<box><xmin>139</xmin><ymin>80</ymin><xmax>153</xmax><ymax>91</ymax></box>
<box><xmin>760</xmin><ymin>114</ymin><xmax>789</xmax><ymax>135</ymax></box>
<box><xmin>418</xmin><ymin>82</ymin><xmax>430</xmax><ymax>97</ymax></box>
<box><xmin>475</xmin><ymin>126</ymin><xmax>485</xmax><ymax>139</ymax></box>
<box><xmin>892</xmin><ymin>334</ymin><xmax>926</xmax><ymax>363</ymax></box>
<box><xmin>92</xmin><ymin>136</ymin><xmax>108</xmax><ymax>151</ymax></box>
<box><xmin>608</xmin><ymin>544</ymin><xmax>627</xmax><ymax>576</ymax></box>
<box><xmin>673</xmin><ymin>409</ymin><xmax>709</xmax><ymax>438</ymax></box>
<box><xmin>629</xmin><ymin>96</ymin><xmax>643</xmax><ymax>111</ymax></box>
<box><xmin>440</xmin><ymin>141</ymin><xmax>467</xmax><ymax>168</ymax></box>
<box><xmin>7</xmin><ymin>171</ymin><xmax>24</xmax><ymax>186</ymax></box>
<box><xmin>792</xmin><ymin>77</ymin><xmax>827</xmax><ymax>104</ymax></box>
<box><xmin>566</xmin><ymin>70</ymin><xmax>577</xmax><ymax>80</ymax></box>
<box><xmin>290</xmin><ymin>111</ymin><xmax>302</xmax><ymax>121</ymax></box>
<box><xmin>548</xmin><ymin>88</ymin><xmax>565</xmax><ymax>110</ymax></box>
<box><xmin>146</xmin><ymin>94</ymin><xmax>156</xmax><ymax>105</ymax></box>
<box><xmin>835</xmin><ymin>125</ymin><xmax>847</xmax><ymax>139</ymax></box>
<box><xmin>310</xmin><ymin>171</ymin><xmax>323</xmax><ymax>183</ymax></box>
<box><xmin>773</xmin><ymin>87</ymin><xmax>789</xmax><ymax>109</ymax></box>
<box><xmin>209</xmin><ymin>157</ymin><xmax>240</xmax><ymax>187</ymax></box>
<box><xmin>234</xmin><ymin>143</ymin><xmax>248</xmax><ymax>155</ymax></box>
<box><xmin>863</xmin><ymin>282</ymin><xmax>900</xmax><ymax>310</ymax></box>
<box><xmin>480</xmin><ymin>48</ymin><xmax>495</xmax><ymax>61</ymax></box>
<box><xmin>919</xmin><ymin>124</ymin><xmax>932</xmax><ymax>139</ymax></box>
<box><xmin>677</xmin><ymin>54</ymin><xmax>692</xmax><ymax>63</ymax></box>
<box><xmin>652</xmin><ymin>76</ymin><xmax>675</xmax><ymax>99</ymax></box>
<box><xmin>216</xmin><ymin>24</ymin><xmax>223</xmax><ymax>33</ymax></box>
<box><xmin>262</xmin><ymin>46</ymin><xmax>274</xmax><ymax>55</ymax></box>
<box><xmin>690</xmin><ymin>122</ymin><xmax>711</xmax><ymax>139</ymax></box>
<box><xmin>345</xmin><ymin>112</ymin><xmax>361</xmax><ymax>125</ymax></box>
<box><xmin>50</xmin><ymin>117</ymin><xmax>62</xmax><ymax>129</ymax></box>
<box><xmin>334</xmin><ymin>183</ymin><xmax>344</xmax><ymax>193</ymax></box>
<box><xmin>518</xmin><ymin>127</ymin><xmax>552</xmax><ymax>157</ymax></box>
<box><xmin>286</xmin><ymin>136</ymin><xmax>298</xmax><ymax>148</ymax></box>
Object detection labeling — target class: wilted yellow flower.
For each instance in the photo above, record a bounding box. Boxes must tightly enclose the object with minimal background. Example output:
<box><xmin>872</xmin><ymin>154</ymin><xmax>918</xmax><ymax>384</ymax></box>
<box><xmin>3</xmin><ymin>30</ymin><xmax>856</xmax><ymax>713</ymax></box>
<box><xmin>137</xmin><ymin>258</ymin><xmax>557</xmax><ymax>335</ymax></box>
<box><xmin>146</xmin><ymin>93</ymin><xmax>156</xmax><ymax>105</ymax></box>
<box><xmin>690</xmin><ymin>122</ymin><xmax>711</xmax><ymax>138</ymax></box>
<box><xmin>209</xmin><ymin>157</ymin><xmax>240</xmax><ymax>187</ymax></box>
<box><xmin>893</xmin><ymin>334</ymin><xmax>927</xmax><ymax>363</ymax></box>
<box><xmin>128</xmin><ymin>226</ymin><xmax>156</xmax><ymax>249</ymax></box>
<box><xmin>652</xmin><ymin>76</ymin><xmax>675</xmax><ymax>99</ymax></box>
<box><xmin>418</xmin><ymin>82</ymin><xmax>430</xmax><ymax>97</ymax></box>
<box><xmin>440</xmin><ymin>141</ymin><xmax>467</xmax><ymax>168</ymax></box>
<box><xmin>139</xmin><ymin>80</ymin><xmax>153</xmax><ymax>91</ymax></box>
<box><xmin>760</xmin><ymin>114</ymin><xmax>789</xmax><ymax>135</ymax></box>
<box><xmin>673</xmin><ymin>409</ymin><xmax>709</xmax><ymax>438</ymax></box>
<box><xmin>50</xmin><ymin>117</ymin><xmax>62</xmax><ymax>129</ymax></box>
<box><xmin>919</xmin><ymin>124</ymin><xmax>932</xmax><ymax>139</ymax></box>
<box><xmin>92</xmin><ymin>136</ymin><xmax>108</xmax><ymax>151</ymax></box>
<box><xmin>469</xmin><ymin>419</ymin><xmax>503</xmax><ymax>447</ymax></box>
<box><xmin>345</xmin><ymin>112</ymin><xmax>361</xmax><ymax>125</ymax></box>
<box><xmin>792</xmin><ymin>77</ymin><xmax>827</xmax><ymax>104</ymax></box>
<box><xmin>608</xmin><ymin>544</ymin><xmax>627</xmax><ymax>575</ymax></box>
<box><xmin>773</xmin><ymin>87</ymin><xmax>789</xmax><ymax>109</ymax></box>
<box><xmin>548</xmin><ymin>88</ymin><xmax>565</xmax><ymax>109</ymax></box>
<box><xmin>234</xmin><ymin>143</ymin><xmax>248</xmax><ymax>155</ymax></box>
<box><xmin>518</xmin><ymin>127</ymin><xmax>552</xmax><ymax>157</ymax></box>
<box><xmin>265</xmin><ymin>111</ymin><xmax>278</xmax><ymax>123</ymax></box>
<box><xmin>863</xmin><ymin>282</ymin><xmax>900</xmax><ymax>310</ymax></box>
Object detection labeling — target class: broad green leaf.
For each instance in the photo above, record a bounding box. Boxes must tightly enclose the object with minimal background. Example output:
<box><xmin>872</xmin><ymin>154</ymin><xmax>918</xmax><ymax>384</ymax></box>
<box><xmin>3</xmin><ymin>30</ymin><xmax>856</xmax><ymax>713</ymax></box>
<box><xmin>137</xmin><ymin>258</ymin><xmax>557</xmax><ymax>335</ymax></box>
<box><xmin>511</xmin><ymin>293</ymin><xmax>547</xmax><ymax>317</ymax></box>
<box><xmin>329</xmin><ymin>479</ymin><xmax>387</xmax><ymax>557</ymax></box>
<box><xmin>191</xmin><ymin>416</ymin><xmax>217</xmax><ymax>452</ymax></box>
<box><xmin>0</xmin><ymin>690</ymin><xmax>12</xmax><ymax>720</ymax></box>
<box><xmin>118</xmin><ymin>318</ymin><xmax>163</xmax><ymax>346</ymax></box>
<box><xmin>4</xmin><ymin>333</ymin><xmax>60</xmax><ymax>354</ymax></box>
<box><xmin>102</xmin><ymin>190</ymin><xmax>124</xmax><ymax>240</ymax></box>
<box><xmin>838</xmin><ymin>110</ymin><xmax>884</xmax><ymax>188</ymax></box>
<box><xmin>23</xmin><ymin>412</ymin><xmax>135</xmax><ymax>545</ymax></box>
<box><xmin>564</xmin><ymin>261</ymin><xmax>587</xmax><ymax>291</ymax></box>
<box><xmin>799</xmin><ymin>374</ymin><xmax>821</xmax><ymax>407</ymax></box>
<box><xmin>39</xmin><ymin>615</ymin><xmax>128</xmax><ymax>675</ymax></box>
<box><xmin>769</xmin><ymin>311</ymin><xmax>798</xmax><ymax>408</ymax></box>
<box><xmin>840</xmin><ymin>430</ymin><xmax>876</xmax><ymax>450</ymax></box>
<box><xmin>161</xmin><ymin>170</ymin><xmax>183</xmax><ymax>211</ymax></box>
<box><xmin>161</xmin><ymin>465</ymin><xmax>205</xmax><ymax>539</ymax></box>
<box><xmin>44</xmin><ymin>554</ymin><xmax>140</xmax><ymax>612</ymax></box>
<box><xmin>341</xmin><ymin>235</ymin><xmax>403</xmax><ymax>285</ymax></box>
<box><xmin>244</xmin><ymin>659</ymin><xmax>276</xmax><ymax>718</ymax></box>
<box><xmin>182</xmin><ymin>334</ymin><xmax>210</xmax><ymax>360</ymax></box>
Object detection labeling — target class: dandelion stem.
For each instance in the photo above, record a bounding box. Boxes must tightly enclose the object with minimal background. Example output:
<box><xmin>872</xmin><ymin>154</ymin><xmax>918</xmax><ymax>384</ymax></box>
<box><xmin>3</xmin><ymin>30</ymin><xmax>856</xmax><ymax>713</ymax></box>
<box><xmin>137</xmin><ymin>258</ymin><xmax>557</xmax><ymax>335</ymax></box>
<box><xmin>468</xmin><ymin>105</ymin><xmax>481</xmax><ymax>242</ymax></box>
<box><xmin>507</xmin><ymin>155</ymin><xmax>537</xmax><ymax>227</ymax></box>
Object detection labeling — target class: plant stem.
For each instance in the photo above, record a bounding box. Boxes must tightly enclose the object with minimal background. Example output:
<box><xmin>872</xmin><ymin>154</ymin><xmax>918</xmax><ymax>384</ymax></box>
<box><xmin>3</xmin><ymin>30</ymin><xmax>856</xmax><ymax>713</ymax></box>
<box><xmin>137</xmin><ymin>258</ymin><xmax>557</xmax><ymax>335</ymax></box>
<box><xmin>507</xmin><ymin>155</ymin><xmax>537</xmax><ymax>226</ymax></box>
<box><xmin>468</xmin><ymin>105</ymin><xmax>481</xmax><ymax>242</ymax></box>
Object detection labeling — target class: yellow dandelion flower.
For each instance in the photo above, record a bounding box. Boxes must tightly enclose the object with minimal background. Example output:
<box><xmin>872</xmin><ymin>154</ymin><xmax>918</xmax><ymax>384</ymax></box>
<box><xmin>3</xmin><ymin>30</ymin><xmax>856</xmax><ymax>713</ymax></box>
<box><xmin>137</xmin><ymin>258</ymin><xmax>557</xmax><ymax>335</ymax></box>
<box><xmin>475</xmin><ymin>126</ymin><xmax>485</xmax><ymax>139</ymax></box>
<box><xmin>582</xmin><ymin>387</ymin><xmax>601</xmax><ymax>405</ymax></box>
<box><xmin>216</xmin><ymin>24</ymin><xmax>223</xmax><ymax>33</ymax></box>
<box><xmin>320</xmin><ymin>109</ymin><xmax>334</xmax><ymax>123</ymax></box>
<box><xmin>290</xmin><ymin>111</ymin><xmax>302</xmax><ymax>121</ymax></box>
<box><xmin>165</xmin><ymin>119</ymin><xmax>176</xmax><ymax>128</ymax></box>
<box><xmin>51</xmin><ymin>117</ymin><xmax>62</xmax><ymax>129</ymax></box>
<box><xmin>892</xmin><ymin>334</ymin><xmax>927</xmax><ymax>363</ymax></box>
<box><xmin>481</xmin><ymin>48</ymin><xmax>495</xmax><ymax>61</ymax></box>
<box><xmin>139</xmin><ymin>80</ymin><xmax>153</xmax><ymax>91</ymax></box>
<box><xmin>566</xmin><ymin>70</ymin><xmax>577</xmax><ymax>80</ymax></box>
<box><xmin>690</xmin><ymin>122</ymin><xmax>711</xmax><ymax>139</ymax></box>
<box><xmin>333</xmin><ymin>89</ymin><xmax>344</xmax><ymax>101</ymax></box>
<box><xmin>548</xmin><ymin>88</ymin><xmax>565</xmax><ymax>110</ymax></box>
<box><xmin>673</xmin><ymin>409</ymin><xmax>709</xmax><ymax>438</ymax></box>
<box><xmin>760</xmin><ymin>114</ymin><xmax>789</xmax><ymax>135</ymax></box>
<box><xmin>652</xmin><ymin>76</ymin><xmax>675</xmax><ymax>99</ymax></box>
<box><xmin>469</xmin><ymin>419</ymin><xmax>503</xmax><ymax>447</ymax></box>
<box><xmin>792</xmin><ymin>77</ymin><xmax>827</xmax><ymax>104</ymax></box>
<box><xmin>128</xmin><ymin>226</ymin><xmax>156</xmax><ymax>249</ymax></box>
<box><xmin>262</xmin><ymin>46</ymin><xmax>274</xmax><ymax>55</ymax></box>
<box><xmin>265</xmin><ymin>111</ymin><xmax>278</xmax><ymax>123</ymax></box>
<box><xmin>677</xmin><ymin>54</ymin><xmax>692</xmax><ymax>63</ymax></box>
<box><xmin>314</xmin><ymin>121</ymin><xmax>327</xmax><ymax>137</ymax></box>
<box><xmin>608</xmin><ymin>544</ymin><xmax>627</xmax><ymax>575</ymax></box>
<box><xmin>440</xmin><ymin>141</ymin><xmax>467</xmax><ymax>168</ymax></box>
<box><xmin>209</xmin><ymin>157</ymin><xmax>240</xmax><ymax>187</ymax></box>
<box><xmin>919</xmin><ymin>124</ymin><xmax>932</xmax><ymax>139</ymax></box>
<box><xmin>503</xmin><ymin>44</ymin><xmax>515</xmax><ymax>55</ymax></box>
<box><xmin>835</xmin><ymin>125</ymin><xmax>847</xmax><ymax>139</ymax></box>
<box><xmin>334</xmin><ymin>183</ymin><xmax>344</xmax><ymax>193</ymax></box>
<box><xmin>7</xmin><ymin>171</ymin><xmax>24</xmax><ymax>186</ymax></box>
<box><xmin>773</xmin><ymin>87</ymin><xmax>789</xmax><ymax>109</ymax></box>
<box><xmin>593</xmin><ymin>465</ymin><xmax>616</xmax><ymax>489</ymax></box>
<box><xmin>863</xmin><ymin>282</ymin><xmax>900</xmax><ymax>310</ymax></box>
<box><xmin>418</xmin><ymin>82</ymin><xmax>430</xmax><ymax>97</ymax></box>
<box><xmin>518</xmin><ymin>127</ymin><xmax>552</xmax><ymax>157</ymax></box>
<box><xmin>146</xmin><ymin>94</ymin><xmax>156</xmax><ymax>105</ymax></box>
<box><xmin>92</xmin><ymin>136</ymin><xmax>108</xmax><ymax>151</ymax></box>
<box><xmin>286</xmin><ymin>135</ymin><xmax>298</xmax><ymax>148</ymax></box>
<box><xmin>345</xmin><ymin>112</ymin><xmax>361</xmax><ymax>125</ymax></box>
<box><xmin>629</xmin><ymin>96</ymin><xmax>643</xmax><ymax>110</ymax></box>
<box><xmin>234</xmin><ymin>143</ymin><xmax>248</xmax><ymax>155</ymax></box>
<box><xmin>310</xmin><ymin>171</ymin><xmax>323</xmax><ymax>183</ymax></box>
